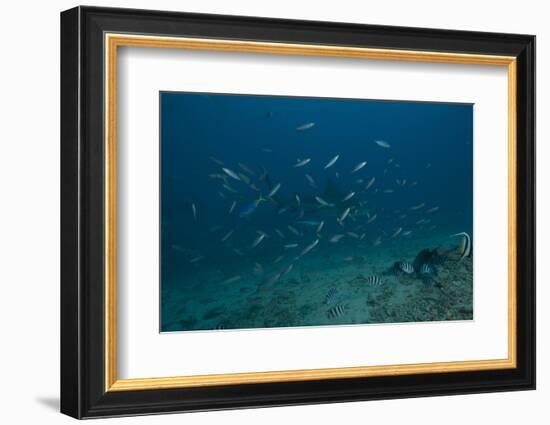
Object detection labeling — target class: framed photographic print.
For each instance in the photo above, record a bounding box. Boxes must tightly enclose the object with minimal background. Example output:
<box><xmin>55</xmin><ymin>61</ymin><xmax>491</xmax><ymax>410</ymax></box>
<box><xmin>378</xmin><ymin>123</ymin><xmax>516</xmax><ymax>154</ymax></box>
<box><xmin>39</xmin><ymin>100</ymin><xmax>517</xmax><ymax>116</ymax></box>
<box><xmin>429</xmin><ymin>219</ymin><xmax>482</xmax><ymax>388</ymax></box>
<box><xmin>60</xmin><ymin>6</ymin><xmax>535</xmax><ymax>419</ymax></box>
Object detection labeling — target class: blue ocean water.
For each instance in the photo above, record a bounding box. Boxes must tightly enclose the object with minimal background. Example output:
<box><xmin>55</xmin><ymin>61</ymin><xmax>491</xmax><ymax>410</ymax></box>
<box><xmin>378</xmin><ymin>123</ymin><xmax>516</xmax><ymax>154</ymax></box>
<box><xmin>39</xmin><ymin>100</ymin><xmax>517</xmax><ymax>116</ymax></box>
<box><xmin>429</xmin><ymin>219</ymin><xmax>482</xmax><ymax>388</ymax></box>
<box><xmin>160</xmin><ymin>92</ymin><xmax>473</xmax><ymax>332</ymax></box>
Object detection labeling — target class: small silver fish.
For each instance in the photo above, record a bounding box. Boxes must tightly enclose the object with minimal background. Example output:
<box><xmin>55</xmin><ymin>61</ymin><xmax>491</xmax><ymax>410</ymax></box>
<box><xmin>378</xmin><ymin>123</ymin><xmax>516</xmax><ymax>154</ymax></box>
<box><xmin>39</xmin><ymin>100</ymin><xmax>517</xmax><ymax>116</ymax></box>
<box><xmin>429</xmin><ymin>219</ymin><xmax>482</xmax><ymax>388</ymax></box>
<box><xmin>221</xmin><ymin>229</ymin><xmax>234</xmax><ymax>242</ymax></box>
<box><xmin>223</xmin><ymin>183</ymin><xmax>237</xmax><ymax>193</ymax></box>
<box><xmin>327</xmin><ymin>303</ymin><xmax>347</xmax><ymax>319</ymax></box>
<box><xmin>253</xmin><ymin>262</ymin><xmax>264</xmax><ymax>274</ymax></box>
<box><xmin>273</xmin><ymin>255</ymin><xmax>284</xmax><ymax>264</ymax></box>
<box><xmin>250</xmin><ymin>233</ymin><xmax>266</xmax><ymax>248</ymax></box>
<box><xmin>238</xmin><ymin>162</ymin><xmax>256</xmax><ymax>176</ymax></box>
<box><xmin>190</xmin><ymin>255</ymin><xmax>205</xmax><ymax>263</ymax></box>
<box><xmin>316</xmin><ymin>221</ymin><xmax>325</xmax><ymax>233</ymax></box>
<box><xmin>373</xmin><ymin>236</ymin><xmax>382</xmax><ymax>246</ymax></box>
<box><xmin>208</xmin><ymin>173</ymin><xmax>226</xmax><ymax>180</ymax></box>
<box><xmin>324</xmin><ymin>154</ymin><xmax>340</xmax><ymax>169</ymax></box>
<box><xmin>399</xmin><ymin>261</ymin><xmax>414</xmax><ymax>274</ymax></box>
<box><xmin>262</xmin><ymin>273</ymin><xmax>281</xmax><ymax>286</ymax></box>
<box><xmin>281</xmin><ymin>263</ymin><xmax>294</xmax><ymax>278</ymax></box>
<box><xmin>367</xmin><ymin>214</ymin><xmax>377</xmax><ymax>223</ymax></box>
<box><xmin>351</xmin><ymin>161</ymin><xmax>367</xmax><ymax>173</ymax></box>
<box><xmin>209</xmin><ymin>156</ymin><xmax>225</xmax><ymax>166</ymax></box>
<box><xmin>222</xmin><ymin>167</ymin><xmax>241</xmax><ymax>181</ymax></box>
<box><xmin>295</xmin><ymin>195</ymin><xmax>301</xmax><ymax>205</ymax></box>
<box><xmin>249</xmin><ymin>183</ymin><xmax>260</xmax><ymax>192</ymax></box>
<box><xmin>287</xmin><ymin>225</ymin><xmax>300</xmax><ymax>236</ymax></box>
<box><xmin>228</xmin><ymin>200</ymin><xmax>237</xmax><ymax>215</ymax></box>
<box><xmin>171</xmin><ymin>244</ymin><xmax>185</xmax><ymax>253</ymax></box>
<box><xmin>294</xmin><ymin>158</ymin><xmax>311</xmax><ymax>167</ymax></box>
<box><xmin>346</xmin><ymin>232</ymin><xmax>359</xmax><ymax>239</ymax></box>
<box><xmin>298</xmin><ymin>239</ymin><xmax>319</xmax><ymax>258</ymax></box>
<box><xmin>391</xmin><ymin>227</ymin><xmax>403</xmax><ymax>238</ymax></box>
<box><xmin>284</xmin><ymin>243</ymin><xmax>298</xmax><ymax>249</ymax></box>
<box><xmin>383</xmin><ymin>189</ymin><xmax>394</xmax><ymax>193</ymax></box>
<box><xmin>315</xmin><ymin>196</ymin><xmax>333</xmax><ymax>207</ymax></box>
<box><xmin>374</xmin><ymin>140</ymin><xmax>391</xmax><ymax>148</ymax></box>
<box><xmin>342</xmin><ymin>191</ymin><xmax>356</xmax><ymax>202</ymax></box>
<box><xmin>191</xmin><ymin>203</ymin><xmax>197</xmax><ymax>221</ymax></box>
<box><xmin>305</xmin><ymin>174</ymin><xmax>317</xmax><ymax>187</ymax></box>
<box><xmin>233</xmin><ymin>248</ymin><xmax>244</xmax><ymax>256</ymax></box>
<box><xmin>410</xmin><ymin>203</ymin><xmax>426</xmax><ymax>211</ymax></box>
<box><xmin>330</xmin><ymin>234</ymin><xmax>345</xmax><ymax>243</ymax></box>
<box><xmin>296</xmin><ymin>220</ymin><xmax>321</xmax><ymax>227</ymax></box>
<box><xmin>268</xmin><ymin>183</ymin><xmax>281</xmax><ymax>198</ymax></box>
<box><xmin>427</xmin><ymin>206</ymin><xmax>440</xmax><ymax>213</ymax></box>
<box><xmin>275</xmin><ymin>228</ymin><xmax>285</xmax><ymax>239</ymax></box>
<box><xmin>296</xmin><ymin>122</ymin><xmax>315</xmax><ymax>131</ymax></box>
<box><xmin>222</xmin><ymin>275</ymin><xmax>241</xmax><ymax>284</ymax></box>
<box><xmin>238</xmin><ymin>172</ymin><xmax>251</xmax><ymax>184</ymax></box>
<box><xmin>338</xmin><ymin>207</ymin><xmax>351</xmax><ymax>223</ymax></box>
<box><xmin>402</xmin><ymin>230</ymin><xmax>412</xmax><ymax>236</ymax></box>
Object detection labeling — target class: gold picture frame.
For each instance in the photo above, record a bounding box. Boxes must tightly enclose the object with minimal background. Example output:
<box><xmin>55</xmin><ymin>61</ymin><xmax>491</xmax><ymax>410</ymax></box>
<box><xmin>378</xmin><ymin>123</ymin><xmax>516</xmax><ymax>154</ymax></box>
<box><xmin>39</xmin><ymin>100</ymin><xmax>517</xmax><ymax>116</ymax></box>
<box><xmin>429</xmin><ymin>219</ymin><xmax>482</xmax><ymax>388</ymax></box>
<box><xmin>104</xmin><ymin>34</ymin><xmax>517</xmax><ymax>392</ymax></box>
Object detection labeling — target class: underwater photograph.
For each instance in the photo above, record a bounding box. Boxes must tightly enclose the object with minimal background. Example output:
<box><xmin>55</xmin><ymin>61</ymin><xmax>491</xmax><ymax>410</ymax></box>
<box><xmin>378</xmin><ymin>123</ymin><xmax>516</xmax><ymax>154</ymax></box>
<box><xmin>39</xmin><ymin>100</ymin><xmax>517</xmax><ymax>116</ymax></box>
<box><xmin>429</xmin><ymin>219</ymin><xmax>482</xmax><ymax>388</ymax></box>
<box><xmin>160</xmin><ymin>91</ymin><xmax>473</xmax><ymax>332</ymax></box>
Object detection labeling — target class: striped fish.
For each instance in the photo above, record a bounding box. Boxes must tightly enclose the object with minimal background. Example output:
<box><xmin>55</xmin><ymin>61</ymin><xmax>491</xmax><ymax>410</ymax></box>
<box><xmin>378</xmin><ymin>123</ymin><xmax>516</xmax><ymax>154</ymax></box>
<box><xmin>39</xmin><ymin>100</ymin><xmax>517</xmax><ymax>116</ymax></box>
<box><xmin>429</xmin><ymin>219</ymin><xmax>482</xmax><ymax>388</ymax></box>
<box><xmin>451</xmin><ymin>232</ymin><xmax>472</xmax><ymax>260</ymax></box>
<box><xmin>327</xmin><ymin>303</ymin><xmax>347</xmax><ymax>320</ymax></box>
<box><xmin>365</xmin><ymin>275</ymin><xmax>383</xmax><ymax>286</ymax></box>
<box><xmin>324</xmin><ymin>287</ymin><xmax>338</xmax><ymax>305</ymax></box>
<box><xmin>420</xmin><ymin>264</ymin><xmax>433</xmax><ymax>274</ymax></box>
<box><xmin>399</xmin><ymin>261</ymin><xmax>414</xmax><ymax>274</ymax></box>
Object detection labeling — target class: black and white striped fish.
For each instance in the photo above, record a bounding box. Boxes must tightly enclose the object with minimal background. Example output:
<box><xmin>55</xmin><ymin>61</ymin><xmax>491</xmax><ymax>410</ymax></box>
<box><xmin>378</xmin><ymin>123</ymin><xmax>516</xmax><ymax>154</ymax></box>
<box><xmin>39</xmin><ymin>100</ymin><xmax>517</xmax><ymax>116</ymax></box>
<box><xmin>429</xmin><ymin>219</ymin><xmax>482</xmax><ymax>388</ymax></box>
<box><xmin>451</xmin><ymin>231</ymin><xmax>472</xmax><ymax>260</ymax></box>
<box><xmin>324</xmin><ymin>287</ymin><xmax>338</xmax><ymax>305</ymax></box>
<box><xmin>399</xmin><ymin>261</ymin><xmax>414</xmax><ymax>274</ymax></box>
<box><xmin>420</xmin><ymin>263</ymin><xmax>433</xmax><ymax>275</ymax></box>
<box><xmin>327</xmin><ymin>303</ymin><xmax>347</xmax><ymax>319</ymax></box>
<box><xmin>365</xmin><ymin>275</ymin><xmax>383</xmax><ymax>286</ymax></box>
